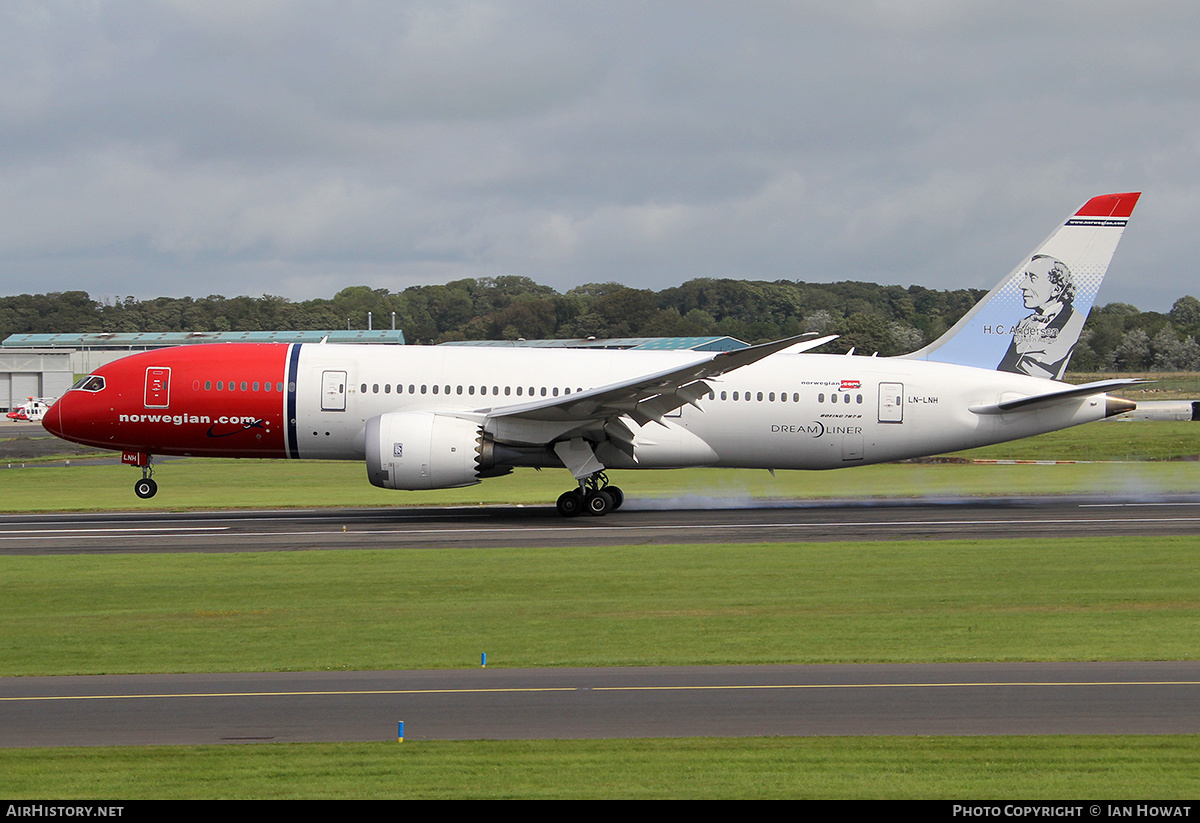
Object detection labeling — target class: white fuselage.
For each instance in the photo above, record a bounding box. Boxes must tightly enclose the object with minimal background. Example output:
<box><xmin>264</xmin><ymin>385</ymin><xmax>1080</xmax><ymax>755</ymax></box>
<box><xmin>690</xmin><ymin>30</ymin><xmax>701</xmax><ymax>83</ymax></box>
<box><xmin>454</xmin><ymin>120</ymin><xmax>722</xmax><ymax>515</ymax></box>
<box><xmin>291</xmin><ymin>344</ymin><xmax>1107</xmax><ymax>469</ymax></box>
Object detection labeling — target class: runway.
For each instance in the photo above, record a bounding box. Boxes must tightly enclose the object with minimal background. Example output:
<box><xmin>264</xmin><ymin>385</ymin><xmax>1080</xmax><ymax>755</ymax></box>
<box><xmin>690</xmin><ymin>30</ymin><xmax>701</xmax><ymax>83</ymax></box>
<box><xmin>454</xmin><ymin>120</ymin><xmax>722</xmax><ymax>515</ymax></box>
<box><xmin>4</xmin><ymin>493</ymin><xmax>1200</xmax><ymax>554</ymax></box>
<box><xmin>5</xmin><ymin>662</ymin><xmax>1200</xmax><ymax>747</ymax></box>
<box><xmin>5</xmin><ymin>494</ymin><xmax>1200</xmax><ymax>747</ymax></box>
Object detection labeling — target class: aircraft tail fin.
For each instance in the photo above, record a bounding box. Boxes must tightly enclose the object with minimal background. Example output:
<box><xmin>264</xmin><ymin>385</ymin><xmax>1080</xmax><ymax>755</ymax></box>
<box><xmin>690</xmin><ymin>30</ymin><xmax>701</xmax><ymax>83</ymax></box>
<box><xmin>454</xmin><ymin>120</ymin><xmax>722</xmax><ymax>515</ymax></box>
<box><xmin>903</xmin><ymin>192</ymin><xmax>1140</xmax><ymax>379</ymax></box>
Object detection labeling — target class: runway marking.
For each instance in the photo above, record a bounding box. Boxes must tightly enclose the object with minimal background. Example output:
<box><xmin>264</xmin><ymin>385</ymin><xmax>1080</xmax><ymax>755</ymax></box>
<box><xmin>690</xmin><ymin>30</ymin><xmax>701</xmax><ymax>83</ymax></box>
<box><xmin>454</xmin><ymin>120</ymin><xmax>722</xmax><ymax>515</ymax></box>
<box><xmin>1080</xmin><ymin>502</ymin><xmax>1200</xmax><ymax>508</ymax></box>
<box><xmin>0</xmin><ymin>687</ymin><xmax>578</xmax><ymax>701</ymax></box>
<box><xmin>220</xmin><ymin>516</ymin><xmax>1200</xmax><ymax>537</ymax></box>
<box><xmin>6</xmin><ymin>680</ymin><xmax>1200</xmax><ymax>702</ymax></box>
<box><xmin>0</xmin><ymin>527</ymin><xmax>229</xmax><ymax>540</ymax></box>
<box><xmin>369</xmin><ymin>515</ymin><xmax>1200</xmax><ymax>530</ymax></box>
<box><xmin>6</xmin><ymin>516</ymin><xmax>1200</xmax><ymax>544</ymax></box>
<box><xmin>594</xmin><ymin>680</ymin><xmax>1200</xmax><ymax>691</ymax></box>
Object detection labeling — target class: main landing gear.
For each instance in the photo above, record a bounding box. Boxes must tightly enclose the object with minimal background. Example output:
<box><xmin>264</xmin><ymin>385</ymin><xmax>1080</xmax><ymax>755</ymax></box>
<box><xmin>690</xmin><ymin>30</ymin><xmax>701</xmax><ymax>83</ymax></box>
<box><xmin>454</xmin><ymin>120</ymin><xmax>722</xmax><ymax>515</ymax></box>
<box><xmin>556</xmin><ymin>472</ymin><xmax>624</xmax><ymax>518</ymax></box>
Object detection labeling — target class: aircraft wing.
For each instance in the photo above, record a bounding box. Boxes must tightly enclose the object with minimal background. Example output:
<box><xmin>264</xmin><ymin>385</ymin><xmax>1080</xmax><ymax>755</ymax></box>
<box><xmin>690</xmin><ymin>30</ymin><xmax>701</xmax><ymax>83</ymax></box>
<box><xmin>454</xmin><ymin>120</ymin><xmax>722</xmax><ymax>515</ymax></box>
<box><xmin>480</xmin><ymin>334</ymin><xmax>836</xmax><ymax>448</ymax></box>
<box><xmin>968</xmin><ymin>379</ymin><xmax>1147</xmax><ymax>415</ymax></box>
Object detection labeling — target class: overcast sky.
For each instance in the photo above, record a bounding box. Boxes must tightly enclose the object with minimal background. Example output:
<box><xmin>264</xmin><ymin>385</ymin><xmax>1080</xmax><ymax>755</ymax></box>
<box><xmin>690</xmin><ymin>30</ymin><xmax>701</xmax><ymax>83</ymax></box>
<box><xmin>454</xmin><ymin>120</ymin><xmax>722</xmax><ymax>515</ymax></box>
<box><xmin>1</xmin><ymin>1</ymin><xmax>1196</xmax><ymax>311</ymax></box>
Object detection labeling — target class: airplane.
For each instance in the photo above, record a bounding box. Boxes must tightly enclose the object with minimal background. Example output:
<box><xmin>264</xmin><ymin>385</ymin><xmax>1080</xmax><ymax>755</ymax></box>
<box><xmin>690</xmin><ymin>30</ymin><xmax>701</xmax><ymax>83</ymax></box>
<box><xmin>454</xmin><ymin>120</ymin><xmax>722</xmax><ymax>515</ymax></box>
<box><xmin>42</xmin><ymin>191</ymin><xmax>1142</xmax><ymax>516</ymax></box>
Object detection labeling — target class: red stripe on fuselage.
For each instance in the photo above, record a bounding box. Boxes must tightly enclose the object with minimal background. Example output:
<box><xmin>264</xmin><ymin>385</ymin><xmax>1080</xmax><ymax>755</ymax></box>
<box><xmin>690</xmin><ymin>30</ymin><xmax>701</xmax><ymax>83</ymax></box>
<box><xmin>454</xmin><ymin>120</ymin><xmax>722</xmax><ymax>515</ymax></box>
<box><xmin>49</xmin><ymin>344</ymin><xmax>290</xmax><ymax>458</ymax></box>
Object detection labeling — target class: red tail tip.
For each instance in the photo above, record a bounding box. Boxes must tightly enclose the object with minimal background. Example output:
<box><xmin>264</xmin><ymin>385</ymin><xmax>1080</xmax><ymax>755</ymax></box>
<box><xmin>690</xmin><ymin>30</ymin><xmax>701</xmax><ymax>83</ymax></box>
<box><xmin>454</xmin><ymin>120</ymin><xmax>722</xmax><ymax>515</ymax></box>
<box><xmin>1075</xmin><ymin>192</ymin><xmax>1141</xmax><ymax>219</ymax></box>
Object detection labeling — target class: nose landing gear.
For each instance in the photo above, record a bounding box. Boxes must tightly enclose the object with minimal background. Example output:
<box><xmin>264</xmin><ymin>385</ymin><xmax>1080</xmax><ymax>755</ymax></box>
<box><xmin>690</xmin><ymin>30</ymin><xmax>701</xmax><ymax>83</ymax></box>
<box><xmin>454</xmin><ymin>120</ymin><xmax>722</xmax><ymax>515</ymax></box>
<box><xmin>125</xmin><ymin>452</ymin><xmax>157</xmax><ymax>499</ymax></box>
<box><xmin>134</xmin><ymin>475</ymin><xmax>158</xmax><ymax>499</ymax></box>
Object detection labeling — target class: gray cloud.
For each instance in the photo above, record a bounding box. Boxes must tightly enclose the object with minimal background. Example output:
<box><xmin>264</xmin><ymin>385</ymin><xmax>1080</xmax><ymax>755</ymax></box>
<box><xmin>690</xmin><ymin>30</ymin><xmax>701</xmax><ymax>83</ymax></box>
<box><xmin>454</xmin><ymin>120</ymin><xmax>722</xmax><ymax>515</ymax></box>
<box><xmin>0</xmin><ymin>1</ymin><xmax>1194</xmax><ymax>310</ymax></box>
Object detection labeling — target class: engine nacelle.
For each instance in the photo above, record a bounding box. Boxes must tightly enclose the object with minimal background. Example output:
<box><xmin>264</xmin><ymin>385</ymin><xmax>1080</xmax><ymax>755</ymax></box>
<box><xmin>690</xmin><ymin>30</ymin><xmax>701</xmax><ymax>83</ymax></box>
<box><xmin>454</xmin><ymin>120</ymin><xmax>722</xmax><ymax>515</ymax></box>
<box><xmin>365</xmin><ymin>412</ymin><xmax>486</xmax><ymax>490</ymax></box>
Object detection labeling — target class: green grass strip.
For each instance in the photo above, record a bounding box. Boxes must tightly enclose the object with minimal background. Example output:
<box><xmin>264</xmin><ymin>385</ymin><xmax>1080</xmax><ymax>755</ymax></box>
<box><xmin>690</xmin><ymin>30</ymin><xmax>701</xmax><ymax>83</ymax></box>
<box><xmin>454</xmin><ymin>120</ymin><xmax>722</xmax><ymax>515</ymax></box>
<box><xmin>5</xmin><ymin>538</ymin><xmax>1200</xmax><ymax>676</ymax></box>
<box><xmin>946</xmin><ymin>419</ymin><xmax>1200</xmax><ymax>462</ymax></box>
<box><xmin>3</xmin><ymin>737</ymin><xmax>1199</xmax><ymax>799</ymax></box>
<box><xmin>3</xmin><ymin>457</ymin><xmax>1200</xmax><ymax>512</ymax></box>
<box><xmin>3</xmin><ymin>419</ymin><xmax>1199</xmax><ymax>511</ymax></box>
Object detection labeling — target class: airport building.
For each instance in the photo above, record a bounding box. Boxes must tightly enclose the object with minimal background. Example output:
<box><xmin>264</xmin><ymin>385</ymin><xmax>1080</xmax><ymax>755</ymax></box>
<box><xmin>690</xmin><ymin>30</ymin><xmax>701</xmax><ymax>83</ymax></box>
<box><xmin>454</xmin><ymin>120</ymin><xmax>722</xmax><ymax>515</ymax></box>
<box><xmin>0</xmin><ymin>349</ymin><xmax>74</xmax><ymax>413</ymax></box>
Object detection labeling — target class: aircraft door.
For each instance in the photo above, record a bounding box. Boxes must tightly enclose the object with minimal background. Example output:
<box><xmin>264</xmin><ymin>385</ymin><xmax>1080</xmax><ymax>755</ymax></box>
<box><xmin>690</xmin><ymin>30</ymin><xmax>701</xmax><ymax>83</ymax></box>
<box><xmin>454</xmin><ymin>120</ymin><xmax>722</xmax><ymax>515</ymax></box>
<box><xmin>878</xmin><ymin>382</ymin><xmax>903</xmax><ymax>423</ymax></box>
<box><xmin>321</xmin><ymin>370</ymin><xmax>347</xmax><ymax>412</ymax></box>
<box><xmin>144</xmin><ymin>367</ymin><xmax>170</xmax><ymax>409</ymax></box>
<box><xmin>842</xmin><ymin>431</ymin><xmax>863</xmax><ymax>462</ymax></box>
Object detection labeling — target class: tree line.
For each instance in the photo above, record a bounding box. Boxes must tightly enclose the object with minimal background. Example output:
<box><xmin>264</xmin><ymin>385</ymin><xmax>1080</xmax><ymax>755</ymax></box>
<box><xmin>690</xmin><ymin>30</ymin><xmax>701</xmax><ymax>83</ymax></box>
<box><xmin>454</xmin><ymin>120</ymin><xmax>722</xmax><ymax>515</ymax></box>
<box><xmin>4</xmin><ymin>277</ymin><xmax>1200</xmax><ymax>372</ymax></box>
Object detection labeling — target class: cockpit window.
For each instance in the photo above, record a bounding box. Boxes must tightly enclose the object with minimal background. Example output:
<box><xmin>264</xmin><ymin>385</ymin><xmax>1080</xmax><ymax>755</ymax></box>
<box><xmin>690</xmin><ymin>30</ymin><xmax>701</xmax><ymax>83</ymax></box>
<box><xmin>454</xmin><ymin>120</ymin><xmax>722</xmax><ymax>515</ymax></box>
<box><xmin>71</xmin><ymin>375</ymin><xmax>106</xmax><ymax>392</ymax></box>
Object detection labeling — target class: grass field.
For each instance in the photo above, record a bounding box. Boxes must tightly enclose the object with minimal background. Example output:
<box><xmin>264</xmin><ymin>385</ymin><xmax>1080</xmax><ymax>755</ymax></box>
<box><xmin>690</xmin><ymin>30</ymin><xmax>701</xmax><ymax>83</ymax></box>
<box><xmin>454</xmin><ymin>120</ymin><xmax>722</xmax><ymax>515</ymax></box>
<box><xmin>2</xmin><ymin>418</ymin><xmax>1199</xmax><ymax>512</ymax></box>
<box><xmin>5</xmin><ymin>537</ymin><xmax>1200</xmax><ymax>676</ymax></box>
<box><xmin>4</xmin><ymin>737</ymin><xmax>1199</xmax><ymax>799</ymax></box>
<box><xmin>3</xmin><ymin>459</ymin><xmax>1199</xmax><ymax>512</ymax></box>
<box><xmin>2</xmin><ymin>428</ymin><xmax>1200</xmax><ymax>514</ymax></box>
<box><xmin>1067</xmin><ymin>372</ymin><xmax>1200</xmax><ymax>401</ymax></box>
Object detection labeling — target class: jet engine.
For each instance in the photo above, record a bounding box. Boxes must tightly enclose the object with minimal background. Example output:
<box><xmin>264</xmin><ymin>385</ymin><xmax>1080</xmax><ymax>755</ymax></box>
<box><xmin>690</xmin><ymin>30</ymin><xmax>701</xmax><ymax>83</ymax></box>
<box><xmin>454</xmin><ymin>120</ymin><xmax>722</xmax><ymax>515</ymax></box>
<box><xmin>365</xmin><ymin>411</ymin><xmax>498</xmax><ymax>490</ymax></box>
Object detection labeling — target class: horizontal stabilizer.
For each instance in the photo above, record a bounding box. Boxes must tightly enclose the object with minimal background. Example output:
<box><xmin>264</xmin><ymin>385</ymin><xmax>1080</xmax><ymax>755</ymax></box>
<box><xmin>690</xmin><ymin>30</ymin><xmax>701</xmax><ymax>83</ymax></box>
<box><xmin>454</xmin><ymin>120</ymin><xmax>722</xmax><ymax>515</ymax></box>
<box><xmin>968</xmin><ymin>379</ymin><xmax>1147</xmax><ymax>415</ymax></box>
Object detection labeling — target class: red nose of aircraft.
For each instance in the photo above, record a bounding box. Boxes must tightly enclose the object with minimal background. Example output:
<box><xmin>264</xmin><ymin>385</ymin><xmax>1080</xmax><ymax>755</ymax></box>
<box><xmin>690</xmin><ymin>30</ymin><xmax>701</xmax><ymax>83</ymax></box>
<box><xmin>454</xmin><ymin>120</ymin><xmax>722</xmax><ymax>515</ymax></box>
<box><xmin>41</xmin><ymin>387</ymin><xmax>112</xmax><ymax>450</ymax></box>
<box><xmin>41</xmin><ymin>395</ymin><xmax>65</xmax><ymax>438</ymax></box>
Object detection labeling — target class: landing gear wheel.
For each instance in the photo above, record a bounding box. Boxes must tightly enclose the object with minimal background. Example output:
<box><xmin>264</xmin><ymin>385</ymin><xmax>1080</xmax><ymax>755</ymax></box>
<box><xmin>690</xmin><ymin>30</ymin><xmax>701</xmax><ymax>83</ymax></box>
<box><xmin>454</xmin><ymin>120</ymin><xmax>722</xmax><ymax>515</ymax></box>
<box><xmin>556</xmin><ymin>489</ymin><xmax>584</xmax><ymax>517</ymax></box>
<box><xmin>134</xmin><ymin>478</ymin><xmax>158</xmax><ymax>499</ymax></box>
<box><xmin>585</xmin><ymin>489</ymin><xmax>613</xmax><ymax>517</ymax></box>
<box><xmin>555</xmin><ymin>471</ymin><xmax>623</xmax><ymax>518</ymax></box>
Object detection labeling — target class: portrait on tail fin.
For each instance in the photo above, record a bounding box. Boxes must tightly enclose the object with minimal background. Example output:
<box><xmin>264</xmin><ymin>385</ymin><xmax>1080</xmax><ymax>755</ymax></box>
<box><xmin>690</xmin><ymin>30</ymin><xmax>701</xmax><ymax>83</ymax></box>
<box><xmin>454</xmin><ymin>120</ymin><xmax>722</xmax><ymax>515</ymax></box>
<box><xmin>902</xmin><ymin>192</ymin><xmax>1139</xmax><ymax>378</ymax></box>
<box><xmin>997</xmin><ymin>254</ymin><xmax>1082</xmax><ymax>379</ymax></box>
